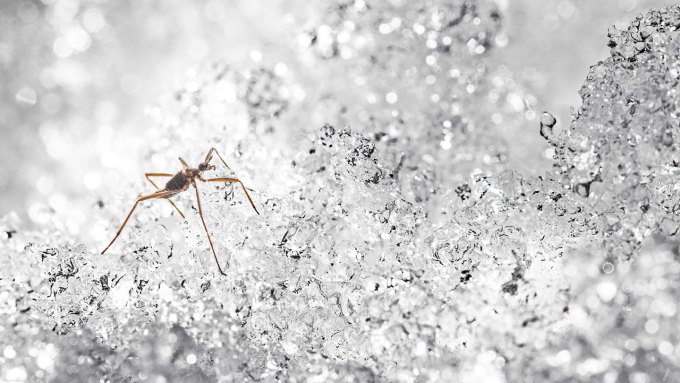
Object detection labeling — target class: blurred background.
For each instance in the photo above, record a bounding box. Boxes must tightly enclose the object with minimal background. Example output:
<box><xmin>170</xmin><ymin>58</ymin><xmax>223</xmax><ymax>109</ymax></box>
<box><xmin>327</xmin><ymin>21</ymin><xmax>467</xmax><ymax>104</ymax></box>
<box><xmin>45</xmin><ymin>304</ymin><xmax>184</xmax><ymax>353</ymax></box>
<box><xmin>0</xmin><ymin>0</ymin><xmax>676</xmax><ymax>235</ymax></box>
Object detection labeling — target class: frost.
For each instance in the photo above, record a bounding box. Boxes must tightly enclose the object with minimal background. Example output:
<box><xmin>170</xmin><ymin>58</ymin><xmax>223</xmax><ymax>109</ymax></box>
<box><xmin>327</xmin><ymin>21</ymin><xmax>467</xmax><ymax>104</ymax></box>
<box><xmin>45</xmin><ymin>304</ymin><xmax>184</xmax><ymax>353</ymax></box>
<box><xmin>2</xmin><ymin>3</ymin><xmax>680</xmax><ymax>383</ymax></box>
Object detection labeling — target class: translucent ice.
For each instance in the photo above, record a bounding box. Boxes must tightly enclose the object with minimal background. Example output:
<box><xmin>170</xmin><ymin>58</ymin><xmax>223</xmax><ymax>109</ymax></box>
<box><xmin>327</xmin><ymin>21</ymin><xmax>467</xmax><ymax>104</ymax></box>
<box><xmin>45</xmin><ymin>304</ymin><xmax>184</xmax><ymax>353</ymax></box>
<box><xmin>2</xmin><ymin>4</ymin><xmax>680</xmax><ymax>383</ymax></box>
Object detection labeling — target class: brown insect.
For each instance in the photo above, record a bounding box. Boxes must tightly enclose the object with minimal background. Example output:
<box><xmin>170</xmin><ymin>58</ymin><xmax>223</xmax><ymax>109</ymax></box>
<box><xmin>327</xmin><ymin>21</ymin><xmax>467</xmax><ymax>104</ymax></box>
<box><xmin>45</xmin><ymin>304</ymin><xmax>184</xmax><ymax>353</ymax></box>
<box><xmin>101</xmin><ymin>147</ymin><xmax>259</xmax><ymax>275</ymax></box>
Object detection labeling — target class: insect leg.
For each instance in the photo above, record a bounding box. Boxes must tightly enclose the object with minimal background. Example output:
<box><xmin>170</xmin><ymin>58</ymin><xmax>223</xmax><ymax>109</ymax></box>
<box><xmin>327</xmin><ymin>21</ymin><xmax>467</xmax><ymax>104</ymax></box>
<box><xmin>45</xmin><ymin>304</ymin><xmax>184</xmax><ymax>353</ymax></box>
<box><xmin>200</xmin><ymin>177</ymin><xmax>259</xmax><ymax>215</ymax></box>
<box><xmin>145</xmin><ymin>173</ymin><xmax>186</xmax><ymax>219</ymax></box>
<box><xmin>101</xmin><ymin>189</ymin><xmax>176</xmax><ymax>254</ymax></box>
<box><xmin>192</xmin><ymin>182</ymin><xmax>227</xmax><ymax>276</ymax></box>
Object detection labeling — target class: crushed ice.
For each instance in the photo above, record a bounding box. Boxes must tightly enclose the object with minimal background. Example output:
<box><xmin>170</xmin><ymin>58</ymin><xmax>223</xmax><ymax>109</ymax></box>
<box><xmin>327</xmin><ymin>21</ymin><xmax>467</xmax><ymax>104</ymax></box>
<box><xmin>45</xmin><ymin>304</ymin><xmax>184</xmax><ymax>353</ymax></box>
<box><xmin>2</xmin><ymin>2</ymin><xmax>680</xmax><ymax>382</ymax></box>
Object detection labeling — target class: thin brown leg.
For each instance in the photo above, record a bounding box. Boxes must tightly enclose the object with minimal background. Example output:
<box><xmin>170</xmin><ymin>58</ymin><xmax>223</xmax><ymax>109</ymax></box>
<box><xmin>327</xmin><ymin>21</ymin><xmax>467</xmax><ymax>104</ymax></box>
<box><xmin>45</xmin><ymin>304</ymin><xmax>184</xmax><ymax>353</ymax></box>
<box><xmin>101</xmin><ymin>189</ymin><xmax>176</xmax><ymax>254</ymax></box>
<box><xmin>192</xmin><ymin>182</ymin><xmax>227</xmax><ymax>276</ymax></box>
<box><xmin>203</xmin><ymin>147</ymin><xmax>231</xmax><ymax>170</ymax></box>
<box><xmin>200</xmin><ymin>177</ymin><xmax>260</xmax><ymax>215</ymax></box>
<box><xmin>145</xmin><ymin>173</ymin><xmax>186</xmax><ymax>219</ymax></box>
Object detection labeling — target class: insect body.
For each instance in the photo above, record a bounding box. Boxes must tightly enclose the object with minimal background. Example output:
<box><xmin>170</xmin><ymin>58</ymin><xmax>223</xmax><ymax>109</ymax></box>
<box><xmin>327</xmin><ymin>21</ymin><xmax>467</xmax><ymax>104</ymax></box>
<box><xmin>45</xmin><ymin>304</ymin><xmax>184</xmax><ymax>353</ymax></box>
<box><xmin>101</xmin><ymin>147</ymin><xmax>259</xmax><ymax>275</ymax></box>
<box><xmin>165</xmin><ymin>171</ymin><xmax>191</xmax><ymax>193</ymax></box>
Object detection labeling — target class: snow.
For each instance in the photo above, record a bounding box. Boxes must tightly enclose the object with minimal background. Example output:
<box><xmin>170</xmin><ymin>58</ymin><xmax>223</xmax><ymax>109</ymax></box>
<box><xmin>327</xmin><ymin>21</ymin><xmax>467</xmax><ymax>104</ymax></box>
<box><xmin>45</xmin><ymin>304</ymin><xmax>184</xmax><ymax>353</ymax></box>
<box><xmin>1</xmin><ymin>2</ymin><xmax>680</xmax><ymax>382</ymax></box>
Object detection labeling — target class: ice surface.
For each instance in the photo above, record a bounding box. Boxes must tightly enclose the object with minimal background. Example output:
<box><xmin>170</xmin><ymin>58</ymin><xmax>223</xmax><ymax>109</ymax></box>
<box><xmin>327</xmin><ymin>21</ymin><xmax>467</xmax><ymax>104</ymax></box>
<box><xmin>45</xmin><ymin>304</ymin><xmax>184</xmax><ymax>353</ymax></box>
<box><xmin>2</xmin><ymin>3</ymin><xmax>680</xmax><ymax>383</ymax></box>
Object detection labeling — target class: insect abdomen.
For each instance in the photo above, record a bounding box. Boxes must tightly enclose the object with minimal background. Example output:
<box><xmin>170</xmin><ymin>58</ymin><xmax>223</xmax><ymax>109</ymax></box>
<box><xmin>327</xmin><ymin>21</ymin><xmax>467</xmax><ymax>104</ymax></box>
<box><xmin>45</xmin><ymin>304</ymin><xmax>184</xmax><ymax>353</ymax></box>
<box><xmin>165</xmin><ymin>172</ymin><xmax>187</xmax><ymax>191</ymax></box>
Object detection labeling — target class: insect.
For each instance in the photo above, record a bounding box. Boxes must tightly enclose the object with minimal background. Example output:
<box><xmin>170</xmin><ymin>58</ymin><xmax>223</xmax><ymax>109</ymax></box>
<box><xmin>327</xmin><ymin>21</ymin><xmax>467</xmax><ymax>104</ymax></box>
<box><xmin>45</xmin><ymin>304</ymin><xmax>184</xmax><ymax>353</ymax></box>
<box><xmin>101</xmin><ymin>147</ymin><xmax>259</xmax><ymax>275</ymax></box>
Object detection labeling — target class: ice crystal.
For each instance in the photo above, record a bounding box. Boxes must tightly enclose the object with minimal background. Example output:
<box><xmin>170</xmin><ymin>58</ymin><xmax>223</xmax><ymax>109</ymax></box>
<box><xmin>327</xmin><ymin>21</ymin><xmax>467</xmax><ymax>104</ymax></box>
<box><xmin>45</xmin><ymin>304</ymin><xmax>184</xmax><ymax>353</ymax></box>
<box><xmin>2</xmin><ymin>4</ymin><xmax>680</xmax><ymax>383</ymax></box>
<box><xmin>550</xmin><ymin>6</ymin><xmax>680</xmax><ymax>260</ymax></box>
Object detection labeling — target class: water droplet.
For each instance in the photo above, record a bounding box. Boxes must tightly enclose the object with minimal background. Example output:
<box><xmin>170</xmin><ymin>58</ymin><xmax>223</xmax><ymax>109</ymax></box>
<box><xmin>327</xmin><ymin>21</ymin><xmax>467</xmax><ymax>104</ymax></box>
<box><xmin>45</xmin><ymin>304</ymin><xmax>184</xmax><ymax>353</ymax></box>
<box><xmin>601</xmin><ymin>262</ymin><xmax>615</xmax><ymax>273</ymax></box>
<box><xmin>539</xmin><ymin>111</ymin><xmax>557</xmax><ymax>141</ymax></box>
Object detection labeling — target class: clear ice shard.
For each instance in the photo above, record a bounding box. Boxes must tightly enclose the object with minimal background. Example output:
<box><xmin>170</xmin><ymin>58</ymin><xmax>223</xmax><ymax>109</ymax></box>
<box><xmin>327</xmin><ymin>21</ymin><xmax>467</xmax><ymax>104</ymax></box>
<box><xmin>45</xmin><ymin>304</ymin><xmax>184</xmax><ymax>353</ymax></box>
<box><xmin>1</xmin><ymin>4</ymin><xmax>680</xmax><ymax>383</ymax></box>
